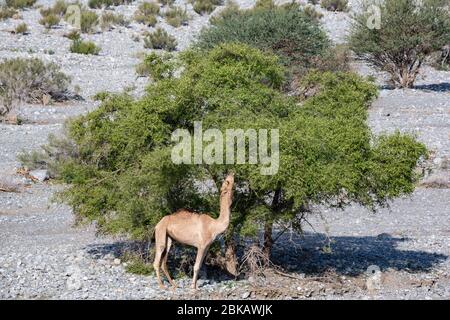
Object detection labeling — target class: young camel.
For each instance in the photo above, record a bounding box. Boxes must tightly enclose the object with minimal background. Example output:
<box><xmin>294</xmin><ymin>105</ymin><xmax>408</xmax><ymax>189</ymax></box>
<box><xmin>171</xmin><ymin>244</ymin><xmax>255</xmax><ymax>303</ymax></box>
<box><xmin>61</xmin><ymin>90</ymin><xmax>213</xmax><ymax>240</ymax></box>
<box><xmin>153</xmin><ymin>173</ymin><xmax>234</xmax><ymax>290</ymax></box>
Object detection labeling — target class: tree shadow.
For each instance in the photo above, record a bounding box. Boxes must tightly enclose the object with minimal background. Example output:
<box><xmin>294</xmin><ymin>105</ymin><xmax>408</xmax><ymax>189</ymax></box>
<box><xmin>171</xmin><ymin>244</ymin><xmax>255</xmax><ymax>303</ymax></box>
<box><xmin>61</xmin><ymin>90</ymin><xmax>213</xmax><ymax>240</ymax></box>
<box><xmin>380</xmin><ymin>83</ymin><xmax>450</xmax><ymax>92</ymax></box>
<box><xmin>271</xmin><ymin>232</ymin><xmax>447</xmax><ymax>277</ymax></box>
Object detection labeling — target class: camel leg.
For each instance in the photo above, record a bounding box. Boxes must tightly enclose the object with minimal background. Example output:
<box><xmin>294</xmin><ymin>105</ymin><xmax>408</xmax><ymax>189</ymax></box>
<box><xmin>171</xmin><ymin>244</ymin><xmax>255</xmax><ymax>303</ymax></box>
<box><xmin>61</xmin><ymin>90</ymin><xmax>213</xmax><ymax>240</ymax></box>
<box><xmin>153</xmin><ymin>225</ymin><xmax>167</xmax><ymax>290</ymax></box>
<box><xmin>161</xmin><ymin>237</ymin><xmax>176</xmax><ymax>290</ymax></box>
<box><xmin>192</xmin><ymin>245</ymin><xmax>209</xmax><ymax>290</ymax></box>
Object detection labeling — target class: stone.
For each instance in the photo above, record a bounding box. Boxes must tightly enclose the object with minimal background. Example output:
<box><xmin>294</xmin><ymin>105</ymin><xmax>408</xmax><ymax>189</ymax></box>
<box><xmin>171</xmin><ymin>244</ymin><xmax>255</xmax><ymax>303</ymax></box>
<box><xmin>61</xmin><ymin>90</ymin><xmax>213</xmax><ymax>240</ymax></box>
<box><xmin>241</xmin><ymin>291</ymin><xmax>250</xmax><ymax>299</ymax></box>
<box><xmin>29</xmin><ymin>170</ymin><xmax>49</xmax><ymax>182</ymax></box>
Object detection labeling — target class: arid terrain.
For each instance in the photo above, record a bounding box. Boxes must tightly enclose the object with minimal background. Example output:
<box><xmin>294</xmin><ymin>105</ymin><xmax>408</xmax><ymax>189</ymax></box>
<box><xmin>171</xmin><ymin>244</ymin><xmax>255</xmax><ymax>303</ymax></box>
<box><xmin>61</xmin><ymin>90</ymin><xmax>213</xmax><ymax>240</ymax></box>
<box><xmin>0</xmin><ymin>0</ymin><xmax>449</xmax><ymax>299</ymax></box>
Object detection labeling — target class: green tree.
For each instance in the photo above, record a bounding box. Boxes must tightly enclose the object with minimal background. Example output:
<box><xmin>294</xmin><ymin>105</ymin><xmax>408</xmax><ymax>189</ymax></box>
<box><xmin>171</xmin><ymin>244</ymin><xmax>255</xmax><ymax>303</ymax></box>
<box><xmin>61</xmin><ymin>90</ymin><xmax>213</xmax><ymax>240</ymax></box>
<box><xmin>40</xmin><ymin>44</ymin><xmax>425</xmax><ymax>271</ymax></box>
<box><xmin>349</xmin><ymin>0</ymin><xmax>450</xmax><ymax>88</ymax></box>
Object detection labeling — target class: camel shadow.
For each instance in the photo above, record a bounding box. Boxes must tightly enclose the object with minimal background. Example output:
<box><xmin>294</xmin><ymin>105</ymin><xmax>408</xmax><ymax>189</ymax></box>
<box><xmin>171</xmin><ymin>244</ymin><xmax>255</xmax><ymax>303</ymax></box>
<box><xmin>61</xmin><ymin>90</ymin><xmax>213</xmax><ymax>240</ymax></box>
<box><xmin>83</xmin><ymin>232</ymin><xmax>447</xmax><ymax>283</ymax></box>
<box><xmin>270</xmin><ymin>232</ymin><xmax>447</xmax><ymax>276</ymax></box>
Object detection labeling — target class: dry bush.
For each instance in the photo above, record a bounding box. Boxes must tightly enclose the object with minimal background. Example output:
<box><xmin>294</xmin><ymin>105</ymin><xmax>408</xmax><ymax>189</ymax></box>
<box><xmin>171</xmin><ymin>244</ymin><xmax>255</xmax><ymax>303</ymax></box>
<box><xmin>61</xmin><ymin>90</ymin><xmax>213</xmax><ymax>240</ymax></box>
<box><xmin>240</xmin><ymin>244</ymin><xmax>273</xmax><ymax>277</ymax></box>
<box><xmin>39</xmin><ymin>13</ymin><xmax>61</xmax><ymax>29</ymax></box>
<box><xmin>5</xmin><ymin>0</ymin><xmax>36</xmax><ymax>9</ymax></box>
<box><xmin>0</xmin><ymin>6</ymin><xmax>18</xmax><ymax>20</ymax></box>
<box><xmin>134</xmin><ymin>1</ymin><xmax>159</xmax><ymax>26</ymax></box>
<box><xmin>192</xmin><ymin>0</ymin><xmax>223</xmax><ymax>15</ymax></box>
<box><xmin>164</xmin><ymin>6</ymin><xmax>190</xmax><ymax>27</ymax></box>
<box><xmin>14</xmin><ymin>22</ymin><xmax>28</xmax><ymax>34</ymax></box>
<box><xmin>0</xmin><ymin>58</ymin><xmax>71</xmax><ymax>118</ymax></box>
<box><xmin>321</xmin><ymin>0</ymin><xmax>348</xmax><ymax>12</ymax></box>
<box><xmin>100</xmin><ymin>12</ymin><xmax>129</xmax><ymax>31</ymax></box>
<box><xmin>70</xmin><ymin>39</ymin><xmax>101</xmax><ymax>55</ymax></box>
<box><xmin>143</xmin><ymin>28</ymin><xmax>177</xmax><ymax>51</ymax></box>
<box><xmin>80</xmin><ymin>10</ymin><xmax>99</xmax><ymax>33</ymax></box>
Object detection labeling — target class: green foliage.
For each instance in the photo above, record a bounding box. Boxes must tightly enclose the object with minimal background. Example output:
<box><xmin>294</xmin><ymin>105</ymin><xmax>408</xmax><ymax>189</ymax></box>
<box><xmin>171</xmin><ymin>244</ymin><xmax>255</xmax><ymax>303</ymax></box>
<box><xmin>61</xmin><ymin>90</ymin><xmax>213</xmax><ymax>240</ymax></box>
<box><xmin>124</xmin><ymin>256</ymin><xmax>154</xmax><ymax>275</ymax></box>
<box><xmin>254</xmin><ymin>0</ymin><xmax>276</xmax><ymax>10</ymax></box>
<box><xmin>39</xmin><ymin>13</ymin><xmax>61</xmax><ymax>29</ymax></box>
<box><xmin>136</xmin><ymin>52</ymin><xmax>175</xmax><ymax>79</ymax></box>
<box><xmin>5</xmin><ymin>0</ymin><xmax>36</xmax><ymax>9</ymax></box>
<box><xmin>164</xmin><ymin>6</ymin><xmax>190</xmax><ymax>27</ymax></box>
<box><xmin>320</xmin><ymin>0</ymin><xmax>348</xmax><ymax>12</ymax></box>
<box><xmin>0</xmin><ymin>58</ymin><xmax>70</xmax><ymax>116</ymax></box>
<box><xmin>192</xmin><ymin>0</ymin><xmax>222</xmax><ymax>15</ymax></box>
<box><xmin>209</xmin><ymin>0</ymin><xmax>239</xmax><ymax>25</ymax></box>
<box><xmin>0</xmin><ymin>6</ymin><xmax>18</xmax><ymax>20</ymax></box>
<box><xmin>302</xmin><ymin>4</ymin><xmax>323</xmax><ymax>21</ymax></box>
<box><xmin>70</xmin><ymin>39</ymin><xmax>101</xmax><ymax>55</ymax></box>
<box><xmin>196</xmin><ymin>4</ymin><xmax>330</xmax><ymax>75</ymax></box>
<box><xmin>100</xmin><ymin>11</ymin><xmax>129</xmax><ymax>30</ymax></box>
<box><xmin>349</xmin><ymin>0</ymin><xmax>450</xmax><ymax>88</ymax></box>
<box><xmin>14</xmin><ymin>22</ymin><xmax>28</xmax><ymax>34</ymax></box>
<box><xmin>143</xmin><ymin>28</ymin><xmax>177</xmax><ymax>51</ymax></box>
<box><xmin>42</xmin><ymin>43</ymin><xmax>425</xmax><ymax>251</ymax></box>
<box><xmin>80</xmin><ymin>10</ymin><xmax>99</xmax><ymax>33</ymax></box>
<box><xmin>88</xmin><ymin>0</ymin><xmax>134</xmax><ymax>8</ymax></box>
<box><xmin>134</xmin><ymin>1</ymin><xmax>159</xmax><ymax>26</ymax></box>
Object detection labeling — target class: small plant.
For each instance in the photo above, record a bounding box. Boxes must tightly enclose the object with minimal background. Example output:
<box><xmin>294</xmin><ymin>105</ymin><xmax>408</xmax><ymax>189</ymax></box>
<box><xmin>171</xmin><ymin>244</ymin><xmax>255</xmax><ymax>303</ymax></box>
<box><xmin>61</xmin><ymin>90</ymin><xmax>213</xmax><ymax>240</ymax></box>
<box><xmin>254</xmin><ymin>0</ymin><xmax>276</xmax><ymax>10</ymax></box>
<box><xmin>0</xmin><ymin>6</ymin><xmax>18</xmax><ymax>20</ymax></box>
<box><xmin>136</xmin><ymin>51</ymin><xmax>175</xmax><ymax>79</ymax></box>
<box><xmin>209</xmin><ymin>0</ymin><xmax>239</xmax><ymax>25</ymax></box>
<box><xmin>134</xmin><ymin>1</ymin><xmax>159</xmax><ymax>26</ymax></box>
<box><xmin>14</xmin><ymin>22</ymin><xmax>28</xmax><ymax>34</ymax></box>
<box><xmin>65</xmin><ymin>29</ymin><xmax>81</xmax><ymax>41</ymax></box>
<box><xmin>88</xmin><ymin>0</ymin><xmax>134</xmax><ymax>9</ymax></box>
<box><xmin>40</xmin><ymin>0</ymin><xmax>68</xmax><ymax>17</ymax></box>
<box><xmin>164</xmin><ymin>6</ymin><xmax>190</xmax><ymax>27</ymax></box>
<box><xmin>303</xmin><ymin>4</ymin><xmax>323</xmax><ymax>21</ymax></box>
<box><xmin>39</xmin><ymin>13</ymin><xmax>61</xmax><ymax>29</ymax></box>
<box><xmin>100</xmin><ymin>12</ymin><xmax>129</xmax><ymax>30</ymax></box>
<box><xmin>158</xmin><ymin>0</ymin><xmax>174</xmax><ymax>6</ymax></box>
<box><xmin>125</xmin><ymin>258</ymin><xmax>154</xmax><ymax>275</ymax></box>
<box><xmin>80</xmin><ymin>10</ymin><xmax>99</xmax><ymax>33</ymax></box>
<box><xmin>143</xmin><ymin>28</ymin><xmax>177</xmax><ymax>51</ymax></box>
<box><xmin>70</xmin><ymin>39</ymin><xmax>101</xmax><ymax>55</ymax></box>
<box><xmin>0</xmin><ymin>58</ymin><xmax>70</xmax><ymax>118</ymax></box>
<box><xmin>5</xmin><ymin>0</ymin><xmax>36</xmax><ymax>9</ymax></box>
<box><xmin>192</xmin><ymin>0</ymin><xmax>222</xmax><ymax>15</ymax></box>
<box><xmin>320</xmin><ymin>0</ymin><xmax>348</xmax><ymax>12</ymax></box>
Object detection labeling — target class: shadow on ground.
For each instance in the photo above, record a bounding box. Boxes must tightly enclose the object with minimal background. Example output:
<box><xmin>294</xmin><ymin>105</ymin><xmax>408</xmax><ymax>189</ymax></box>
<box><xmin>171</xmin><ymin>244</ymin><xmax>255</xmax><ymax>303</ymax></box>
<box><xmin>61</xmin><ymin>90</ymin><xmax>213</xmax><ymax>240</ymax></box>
<box><xmin>272</xmin><ymin>232</ymin><xmax>448</xmax><ymax>277</ymax></box>
<box><xmin>83</xmin><ymin>232</ymin><xmax>447</xmax><ymax>281</ymax></box>
<box><xmin>380</xmin><ymin>83</ymin><xmax>450</xmax><ymax>92</ymax></box>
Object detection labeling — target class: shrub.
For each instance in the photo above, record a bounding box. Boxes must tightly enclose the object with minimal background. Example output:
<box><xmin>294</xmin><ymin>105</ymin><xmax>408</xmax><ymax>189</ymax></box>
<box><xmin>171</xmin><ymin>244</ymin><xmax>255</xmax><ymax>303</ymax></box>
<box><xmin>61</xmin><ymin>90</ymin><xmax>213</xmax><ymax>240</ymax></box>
<box><xmin>100</xmin><ymin>12</ymin><xmax>129</xmax><ymax>30</ymax></box>
<box><xmin>143</xmin><ymin>28</ymin><xmax>177</xmax><ymax>51</ymax></box>
<box><xmin>88</xmin><ymin>0</ymin><xmax>134</xmax><ymax>8</ymax></box>
<box><xmin>196</xmin><ymin>5</ymin><xmax>330</xmax><ymax>75</ymax></box>
<box><xmin>158</xmin><ymin>0</ymin><xmax>174</xmax><ymax>6</ymax></box>
<box><xmin>0</xmin><ymin>58</ymin><xmax>70</xmax><ymax>117</ymax></box>
<box><xmin>192</xmin><ymin>0</ymin><xmax>222</xmax><ymax>15</ymax></box>
<box><xmin>134</xmin><ymin>1</ymin><xmax>159</xmax><ymax>26</ymax></box>
<box><xmin>65</xmin><ymin>29</ymin><xmax>81</xmax><ymax>41</ymax></box>
<box><xmin>40</xmin><ymin>0</ymin><xmax>69</xmax><ymax>18</ymax></box>
<box><xmin>0</xmin><ymin>6</ymin><xmax>18</xmax><ymax>20</ymax></box>
<box><xmin>79</xmin><ymin>10</ymin><xmax>99</xmax><ymax>33</ymax></box>
<box><xmin>254</xmin><ymin>0</ymin><xmax>276</xmax><ymax>10</ymax></box>
<box><xmin>5</xmin><ymin>0</ymin><xmax>36</xmax><ymax>9</ymax></box>
<box><xmin>349</xmin><ymin>0</ymin><xmax>450</xmax><ymax>88</ymax></box>
<box><xmin>164</xmin><ymin>6</ymin><xmax>190</xmax><ymax>27</ymax></box>
<box><xmin>39</xmin><ymin>13</ymin><xmax>61</xmax><ymax>29</ymax></box>
<box><xmin>209</xmin><ymin>0</ymin><xmax>239</xmax><ymax>25</ymax></box>
<box><xmin>70</xmin><ymin>39</ymin><xmax>101</xmax><ymax>55</ymax></box>
<box><xmin>302</xmin><ymin>4</ymin><xmax>323</xmax><ymax>21</ymax></box>
<box><xmin>136</xmin><ymin>52</ymin><xmax>175</xmax><ymax>79</ymax></box>
<box><xmin>320</xmin><ymin>0</ymin><xmax>348</xmax><ymax>12</ymax></box>
<box><xmin>14</xmin><ymin>22</ymin><xmax>28</xmax><ymax>34</ymax></box>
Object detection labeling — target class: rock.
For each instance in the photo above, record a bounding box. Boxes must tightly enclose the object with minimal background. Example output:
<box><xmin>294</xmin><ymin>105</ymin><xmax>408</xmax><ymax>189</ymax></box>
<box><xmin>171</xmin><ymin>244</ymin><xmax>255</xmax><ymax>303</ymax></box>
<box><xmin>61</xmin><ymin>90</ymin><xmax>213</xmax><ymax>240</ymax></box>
<box><xmin>241</xmin><ymin>292</ymin><xmax>250</xmax><ymax>299</ymax></box>
<box><xmin>29</xmin><ymin>170</ymin><xmax>49</xmax><ymax>182</ymax></box>
<box><xmin>113</xmin><ymin>258</ymin><xmax>121</xmax><ymax>265</ymax></box>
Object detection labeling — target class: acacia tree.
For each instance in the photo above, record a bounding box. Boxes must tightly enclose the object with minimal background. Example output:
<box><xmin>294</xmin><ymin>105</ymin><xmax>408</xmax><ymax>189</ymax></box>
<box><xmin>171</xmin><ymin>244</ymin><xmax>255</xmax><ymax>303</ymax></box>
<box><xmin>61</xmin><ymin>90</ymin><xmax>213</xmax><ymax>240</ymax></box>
<box><xmin>42</xmin><ymin>43</ymin><xmax>426</xmax><ymax>274</ymax></box>
<box><xmin>349</xmin><ymin>0</ymin><xmax>450</xmax><ymax>88</ymax></box>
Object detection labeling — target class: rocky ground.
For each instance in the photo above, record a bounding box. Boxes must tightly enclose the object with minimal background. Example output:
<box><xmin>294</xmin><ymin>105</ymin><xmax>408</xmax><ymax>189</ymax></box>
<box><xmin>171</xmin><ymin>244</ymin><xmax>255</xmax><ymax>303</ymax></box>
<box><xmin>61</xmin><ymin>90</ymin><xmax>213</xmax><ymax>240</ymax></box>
<box><xmin>1</xmin><ymin>0</ymin><xmax>449</xmax><ymax>300</ymax></box>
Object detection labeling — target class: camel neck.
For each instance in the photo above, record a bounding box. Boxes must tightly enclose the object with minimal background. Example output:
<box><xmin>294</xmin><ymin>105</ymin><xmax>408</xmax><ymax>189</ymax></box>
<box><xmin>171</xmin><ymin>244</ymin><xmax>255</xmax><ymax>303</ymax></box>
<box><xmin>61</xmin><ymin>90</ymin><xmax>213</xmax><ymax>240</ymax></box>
<box><xmin>215</xmin><ymin>198</ymin><xmax>231</xmax><ymax>233</ymax></box>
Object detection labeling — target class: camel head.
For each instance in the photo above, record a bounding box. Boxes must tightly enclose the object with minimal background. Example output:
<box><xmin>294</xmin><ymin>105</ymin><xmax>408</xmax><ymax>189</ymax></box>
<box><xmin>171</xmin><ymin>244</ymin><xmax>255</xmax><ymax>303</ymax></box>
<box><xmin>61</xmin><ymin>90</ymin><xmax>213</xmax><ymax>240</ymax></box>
<box><xmin>220</xmin><ymin>173</ymin><xmax>234</xmax><ymax>204</ymax></box>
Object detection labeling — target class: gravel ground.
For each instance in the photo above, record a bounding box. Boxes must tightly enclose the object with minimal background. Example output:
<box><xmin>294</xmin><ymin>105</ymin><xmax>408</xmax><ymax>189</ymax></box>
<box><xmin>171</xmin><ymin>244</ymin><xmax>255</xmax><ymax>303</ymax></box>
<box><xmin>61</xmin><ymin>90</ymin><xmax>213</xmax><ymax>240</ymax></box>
<box><xmin>0</xmin><ymin>0</ymin><xmax>449</xmax><ymax>300</ymax></box>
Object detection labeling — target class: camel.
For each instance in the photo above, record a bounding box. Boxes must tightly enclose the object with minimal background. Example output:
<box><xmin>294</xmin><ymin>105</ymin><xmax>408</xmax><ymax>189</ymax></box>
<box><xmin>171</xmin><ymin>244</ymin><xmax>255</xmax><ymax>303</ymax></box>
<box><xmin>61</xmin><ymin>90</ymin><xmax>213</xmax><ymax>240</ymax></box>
<box><xmin>153</xmin><ymin>173</ymin><xmax>234</xmax><ymax>290</ymax></box>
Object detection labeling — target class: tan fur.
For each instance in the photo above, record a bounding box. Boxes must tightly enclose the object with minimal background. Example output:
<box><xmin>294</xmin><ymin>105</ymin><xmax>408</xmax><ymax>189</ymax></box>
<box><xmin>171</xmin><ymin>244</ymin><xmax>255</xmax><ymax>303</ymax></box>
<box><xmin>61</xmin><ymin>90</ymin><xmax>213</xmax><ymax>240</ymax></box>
<box><xmin>153</xmin><ymin>173</ymin><xmax>234</xmax><ymax>290</ymax></box>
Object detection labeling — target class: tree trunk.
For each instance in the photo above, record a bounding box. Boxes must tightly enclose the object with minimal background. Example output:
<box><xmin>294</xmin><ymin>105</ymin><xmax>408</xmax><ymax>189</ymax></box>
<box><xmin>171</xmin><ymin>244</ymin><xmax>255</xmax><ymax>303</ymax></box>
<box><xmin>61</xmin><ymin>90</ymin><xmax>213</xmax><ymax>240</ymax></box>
<box><xmin>224</xmin><ymin>238</ymin><xmax>238</xmax><ymax>276</ymax></box>
<box><xmin>262</xmin><ymin>219</ymin><xmax>273</xmax><ymax>259</ymax></box>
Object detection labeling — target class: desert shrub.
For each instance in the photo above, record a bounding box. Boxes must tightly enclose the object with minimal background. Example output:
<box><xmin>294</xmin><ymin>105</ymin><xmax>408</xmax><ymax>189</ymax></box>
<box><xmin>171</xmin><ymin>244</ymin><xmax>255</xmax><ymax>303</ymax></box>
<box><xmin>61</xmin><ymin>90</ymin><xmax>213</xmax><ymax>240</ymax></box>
<box><xmin>0</xmin><ymin>58</ymin><xmax>70</xmax><ymax>117</ymax></box>
<box><xmin>134</xmin><ymin>1</ymin><xmax>159</xmax><ymax>26</ymax></box>
<box><xmin>303</xmin><ymin>4</ymin><xmax>323</xmax><ymax>21</ymax></box>
<box><xmin>143</xmin><ymin>28</ymin><xmax>177</xmax><ymax>51</ymax></box>
<box><xmin>70</xmin><ymin>39</ymin><xmax>101</xmax><ymax>55</ymax></box>
<box><xmin>196</xmin><ymin>5</ymin><xmax>330</xmax><ymax>75</ymax></box>
<box><xmin>349</xmin><ymin>0</ymin><xmax>450</xmax><ymax>88</ymax></box>
<box><xmin>164</xmin><ymin>6</ymin><xmax>190</xmax><ymax>27</ymax></box>
<box><xmin>254</xmin><ymin>0</ymin><xmax>276</xmax><ymax>10</ymax></box>
<box><xmin>0</xmin><ymin>6</ymin><xmax>18</xmax><ymax>20</ymax></box>
<box><xmin>40</xmin><ymin>0</ymin><xmax>69</xmax><ymax>17</ymax></box>
<box><xmin>158</xmin><ymin>0</ymin><xmax>174</xmax><ymax>6</ymax></box>
<box><xmin>100</xmin><ymin>12</ymin><xmax>129</xmax><ymax>30</ymax></box>
<box><xmin>14</xmin><ymin>22</ymin><xmax>28</xmax><ymax>34</ymax></box>
<box><xmin>320</xmin><ymin>0</ymin><xmax>348</xmax><ymax>12</ymax></box>
<box><xmin>5</xmin><ymin>0</ymin><xmax>36</xmax><ymax>9</ymax></box>
<box><xmin>311</xmin><ymin>44</ymin><xmax>351</xmax><ymax>73</ymax></box>
<box><xmin>39</xmin><ymin>13</ymin><xmax>61</xmax><ymax>29</ymax></box>
<box><xmin>192</xmin><ymin>0</ymin><xmax>222</xmax><ymax>15</ymax></box>
<box><xmin>80</xmin><ymin>10</ymin><xmax>99</xmax><ymax>33</ymax></box>
<box><xmin>65</xmin><ymin>29</ymin><xmax>81</xmax><ymax>40</ymax></box>
<box><xmin>136</xmin><ymin>52</ymin><xmax>175</xmax><ymax>79</ymax></box>
<box><xmin>209</xmin><ymin>0</ymin><xmax>239</xmax><ymax>25</ymax></box>
<box><xmin>45</xmin><ymin>43</ymin><xmax>425</xmax><ymax>269</ymax></box>
<box><xmin>88</xmin><ymin>0</ymin><xmax>134</xmax><ymax>8</ymax></box>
